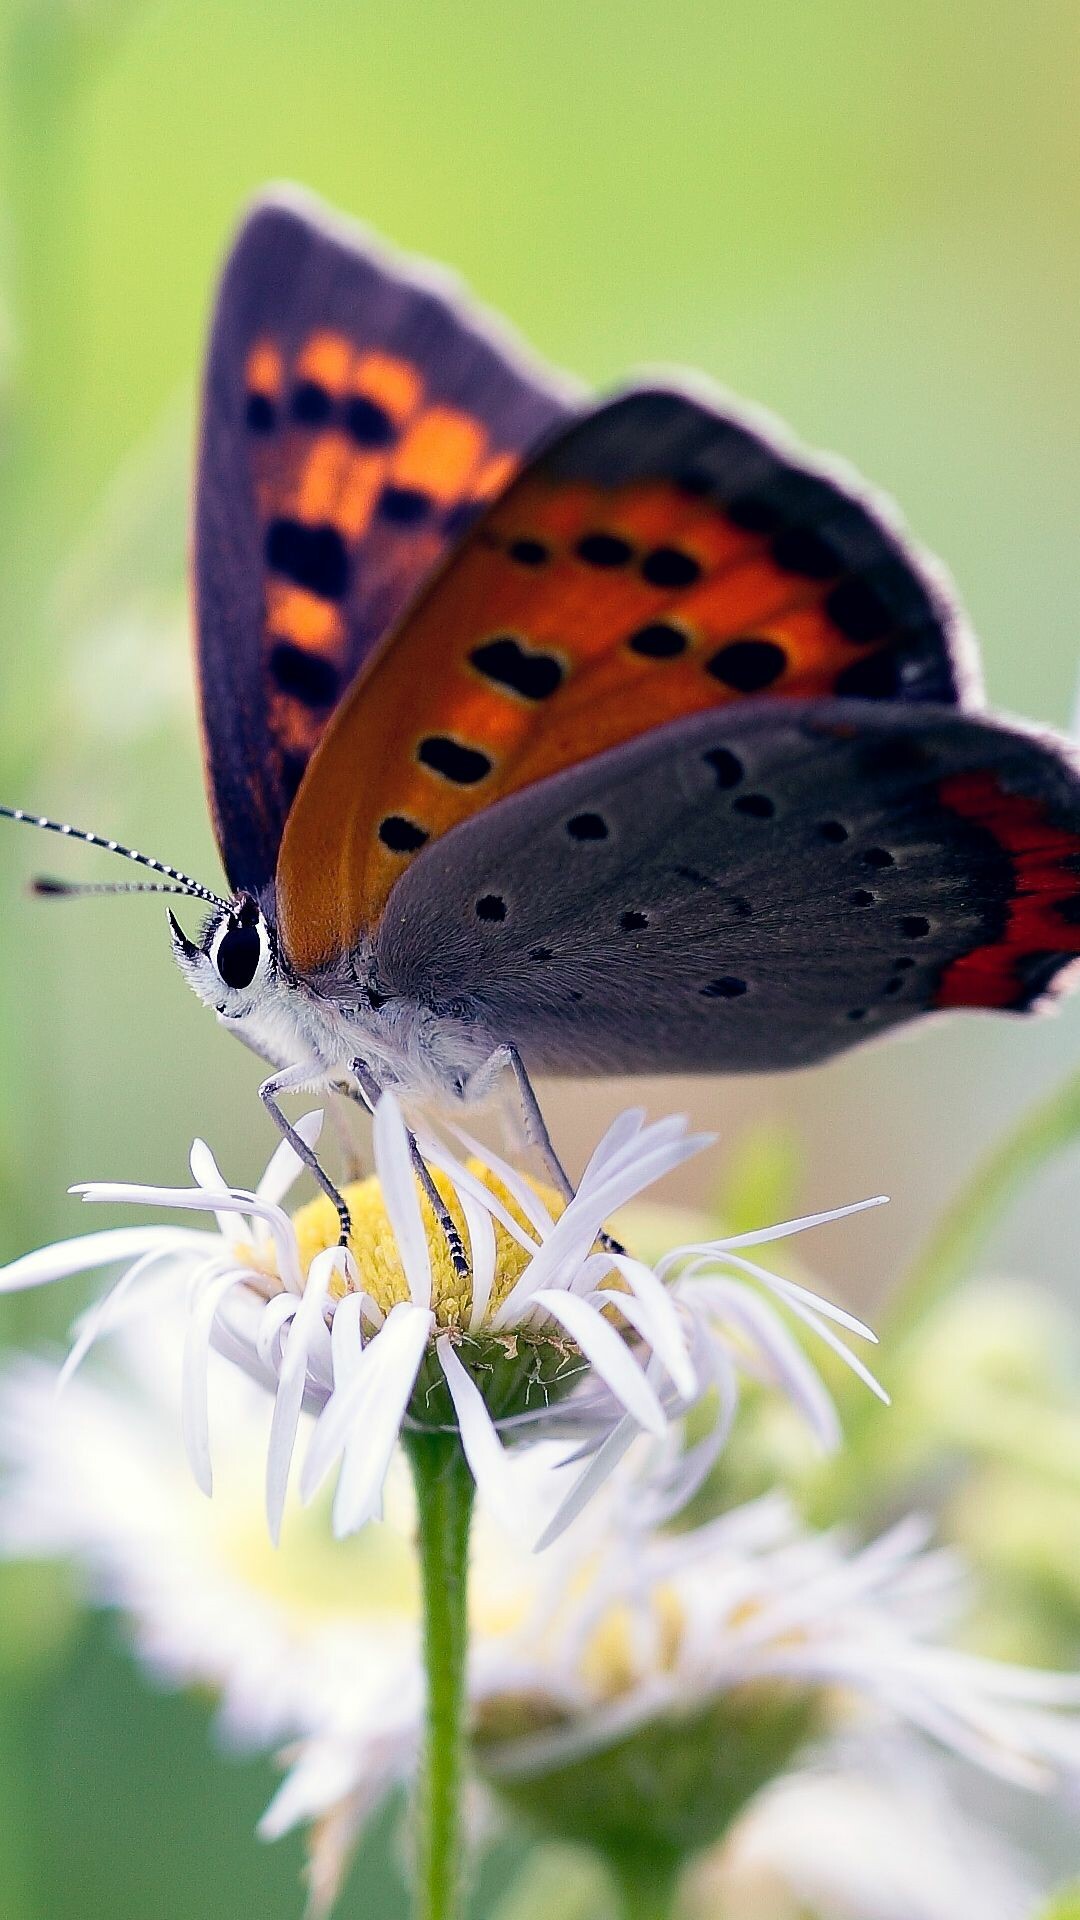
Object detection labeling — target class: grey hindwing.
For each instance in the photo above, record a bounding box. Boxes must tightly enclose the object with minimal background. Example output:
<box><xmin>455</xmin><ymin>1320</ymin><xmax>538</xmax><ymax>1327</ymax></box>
<box><xmin>373</xmin><ymin>700</ymin><xmax>1080</xmax><ymax>1075</ymax></box>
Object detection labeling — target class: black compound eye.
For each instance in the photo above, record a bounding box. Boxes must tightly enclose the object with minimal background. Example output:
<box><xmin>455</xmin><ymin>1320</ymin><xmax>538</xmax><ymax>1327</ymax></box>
<box><xmin>216</xmin><ymin>921</ymin><xmax>262</xmax><ymax>990</ymax></box>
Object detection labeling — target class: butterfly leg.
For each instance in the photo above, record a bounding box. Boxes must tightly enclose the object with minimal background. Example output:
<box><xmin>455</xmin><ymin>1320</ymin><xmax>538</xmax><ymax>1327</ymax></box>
<box><xmin>259</xmin><ymin>1064</ymin><xmax>352</xmax><ymax>1245</ymax></box>
<box><xmin>470</xmin><ymin>1045</ymin><xmax>625</xmax><ymax>1257</ymax></box>
<box><xmin>349</xmin><ymin>1057</ymin><xmax>470</xmax><ymax>1283</ymax></box>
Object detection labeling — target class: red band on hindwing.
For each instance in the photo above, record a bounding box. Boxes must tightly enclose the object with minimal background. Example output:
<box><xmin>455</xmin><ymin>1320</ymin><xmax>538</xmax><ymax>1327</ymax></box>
<box><xmin>934</xmin><ymin>771</ymin><xmax>1080</xmax><ymax>1009</ymax></box>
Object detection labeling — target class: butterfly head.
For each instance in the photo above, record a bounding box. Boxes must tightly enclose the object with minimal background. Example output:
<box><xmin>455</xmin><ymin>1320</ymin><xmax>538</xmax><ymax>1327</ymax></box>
<box><xmin>168</xmin><ymin>893</ymin><xmax>276</xmax><ymax>1018</ymax></box>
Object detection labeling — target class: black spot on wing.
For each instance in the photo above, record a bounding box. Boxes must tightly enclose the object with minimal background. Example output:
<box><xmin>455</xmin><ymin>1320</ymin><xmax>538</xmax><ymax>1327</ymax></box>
<box><xmin>577</xmin><ymin>532</ymin><xmax>634</xmax><ymax>567</ymax></box>
<box><xmin>265</xmin><ymin>519</ymin><xmax>349</xmax><ymax>601</ymax></box>
<box><xmin>475</xmin><ymin>894</ymin><xmax>507</xmax><ymax>922</ymax></box>
<box><xmin>417</xmin><ymin>736</ymin><xmax>493</xmax><ymax>785</ymax></box>
<box><xmin>628</xmin><ymin>622</ymin><xmax>688</xmax><ymax>659</ymax></box>
<box><xmin>703</xmin><ymin>747</ymin><xmax>744</xmax><ymax>789</ymax></box>
<box><xmin>379</xmin><ymin>816</ymin><xmax>429</xmax><ymax>853</ymax></box>
<box><xmin>707</xmin><ymin>639</ymin><xmax>786</xmax><ymax>692</ymax></box>
<box><xmin>379</xmin><ymin>486</ymin><xmax>431</xmax><ymax>525</ymax></box>
<box><xmin>641</xmin><ymin>546</ymin><xmax>702</xmax><ymax>588</ymax></box>
<box><xmin>268</xmin><ymin>641</ymin><xmax>341</xmax><ymax>708</ymax></box>
<box><xmin>345</xmin><ymin>395</ymin><xmax>395</xmax><ymax>446</ymax></box>
<box><xmin>566</xmin><ymin>812</ymin><xmax>609</xmax><ymax>842</ymax></box>
<box><xmin>508</xmin><ymin>538</ymin><xmax>551</xmax><ymax>567</ymax></box>
<box><xmin>245</xmin><ymin>392</ymin><xmax>276</xmax><ymax>434</ymax></box>
<box><xmin>291</xmin><ymin>380</ymin><xmax>332</xmax><ymax>425</ymax></box>
<box><xmin>470</xmin><ymin>636</ymin><xmax>564</xmax><ymax>701</ymax></box>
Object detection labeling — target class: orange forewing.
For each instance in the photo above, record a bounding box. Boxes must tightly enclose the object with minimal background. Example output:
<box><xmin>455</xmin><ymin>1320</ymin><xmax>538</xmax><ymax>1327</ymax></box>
<box><xmin>278</xmin><ymin>462</ymin><xmax>915</xmax><ymax>970</ymax></box>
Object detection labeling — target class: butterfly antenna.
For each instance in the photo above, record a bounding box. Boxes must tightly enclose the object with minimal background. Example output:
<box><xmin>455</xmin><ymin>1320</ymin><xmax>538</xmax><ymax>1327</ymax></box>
<box><xmin>0</xmin><ymin>806</ymin><xmax>231</xmax><ymax>912</ymax></box>
<box><xmin>32</xmin><ymin>877</ymin><xmax>217</xmax><ymax>901</ymax></box>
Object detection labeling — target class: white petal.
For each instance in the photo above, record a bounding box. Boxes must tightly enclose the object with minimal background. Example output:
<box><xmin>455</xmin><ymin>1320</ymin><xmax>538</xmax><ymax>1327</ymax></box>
<box><xmin>73</xmin><ymin>1182</ymin><xmax>305</xmax><ymax>1293</ymax></box>
<box><xmin>578</xmin><ymin>1107</ymin><xmax>647</xmax><ymax>1185</ymax></box>
<box><xmin>491</xmin><ymin>1121</ymin><xmax>711</xmax><ymax>1336</ymax></box>
<box><xmin>0</xmin><ymin>1226</ymin><xmax>198</xmax><ymax>1293</ymax></box>
<box><xmin>742</xmin><ymin>1263</ymin><xmax>879</xmax><ymax>1342</ymax></box>
<box><xmin>530</xmin><ymin>1290</ymin><xmax>666</xmax><ymax>1436</ymax></box>
<box><xmin>577</xmin><ymin>1131</ymin><xmax>712</xmax><ymax>1223</ymax></box>
<box><xmin>189</xmin><ymin>1137</ymin><xmax>237</xmax><ymax>1240</ymax></box>
<box><xmin>258</xmin><ymin>1738</ymin><xmax>367</xmax><ymax>1840</ymax></box>
<box><xmin>535</xmin><ymin>1412</ymin><xmax>641</xmax><ymax>1549</ymax></box>
<box><xmin>449</xmin><ymin>1127</ymin><xmax>556</xmax><ymax>1240</ymax></box>
<box><xmin>718</xmin><ymin>1193</ymin><xmax>889</xmax><ymax>1245</ymax></box>
<box><xmin>329</xmin><ymin>1310</ymin><xmax>432</xmax><ymax>1535</ymax></box>
<box><xmin>490</xmin><ymin>1218</ymin><xmax>600</xmax><ymax>1330</ymax></box>
<box><xmin>330</xmin><ymin>1291</ymin><xmax>366</xmax><ymax>1386</ymax></box>
<box><xmin>301</xmin><ymin>1301</ymin><xmax>432</xmax><ymax>1504</ymax></box>
<box><xmin>57</xmin><ymin>1245</ymin><xmax>190</xmax><ymax>1391</ymax></box>
<box><xmin>577</xmin><ymin>1115</ymin><xmax>698</xmax><ymax>1208</ymax></box>
<box><xmin>266</xmin><ymin>1249</ymin><xmax>339</xmax><ymax>1543</ymax></box>
<box><xmin>703</xmin><ymin>1244</ymin><xmax>880</xmax><ymax>1351</ymax></box>
<box><xmin>436</xmin><ymin>1336</ymin><xmax>532</xmax><ymax>1538</ymax></box>
<box><xmin>775</xmin><ymin>1290</ymin><xmax>890</xmax><ymax>1404</ymax></box>
<box><xmin>182</xmin><ymin>1267</ymin><xmax>249</xmax><ymax>1495</ymax></box>
<box><xmin>656</xmin><ymin>1195</ymin><xmax>888</xmax><ymax>1275</ymax></box>
<box><xmin>688</xmin><ymin>1279</ymin><xmax>840</xmax><ymax>1449</ymax></box>
<box><xmin>413</xmin><ymin>1133</ymin><xmax>539</xmax><ymax>1256</ymax></box>
<box><xmin>459</xmin><ymin>1191</ymin><xmax>497</xmax><ymax>1334</ymax></box>
<box><xmin>640</xmin><ymin>1348</ymin><xmax>740</xmax><ymax>1524</ymax></box>
<box><xmin>489</xmin><ymin>1128</ymin><xmax>710</xmax><ymax>1332</ymax></box>
<box><xmin>256</xmin><ymin>1293</ymin><xmax>300</xmax><ymax>1370</ymax></box>
<box><xmin>602</xmin><ymin>1254</ymin><xmax>696</xmax><ymax>1399</ymax></box>
<box><xmin>372</xmin><ymin>1096</ymin><xmax>431</xmax><ymax>1310</ymax></box>
<box><xmin>256</xmin><ymin>1110</ymin><xmax>324</xmax><ymax>1208</ymax></box>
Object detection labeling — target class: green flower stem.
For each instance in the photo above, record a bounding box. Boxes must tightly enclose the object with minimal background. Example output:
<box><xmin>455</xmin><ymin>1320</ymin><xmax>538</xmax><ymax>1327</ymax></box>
<box><xmin>898</xmin><ymin>1065</ymin><xmax>1080</xmax><ymax>1331</ymax></box>
<box><xmin>607</xmin><ymin>1847</ymin><xmax>683</xmax><ymax>1920</ymax></box>
<box><xmin>405</xmin><ymin>1429</ymin><xmax>476</xmax><ymax>1920</ymax></box>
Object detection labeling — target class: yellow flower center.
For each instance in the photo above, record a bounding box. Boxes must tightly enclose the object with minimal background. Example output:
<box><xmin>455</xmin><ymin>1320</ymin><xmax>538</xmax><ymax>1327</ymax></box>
<box><xmin>580</xmin><ymin>1585</ymin><xmax>686</xmax><ymax>1697</ymax></box>
<box><xmin>288</xmin><ymin>1160</ymin><xmax>566</xmax><ymax>1328</ymax></box>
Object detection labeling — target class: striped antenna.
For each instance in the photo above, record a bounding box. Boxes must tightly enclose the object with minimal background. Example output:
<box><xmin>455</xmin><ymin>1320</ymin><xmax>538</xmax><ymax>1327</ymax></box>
<box><xmin>0</xmin><ymin>806</ymin><xmax>230</xmax><ymax>912</ymax></box>
<box><xmin>32</xmin><ymin>877</ymin><xmax>217</xmax><ymax>901</ymax></box>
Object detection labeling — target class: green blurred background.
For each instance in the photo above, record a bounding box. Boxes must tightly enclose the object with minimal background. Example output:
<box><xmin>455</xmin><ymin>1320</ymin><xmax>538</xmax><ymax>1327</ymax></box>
<box><xmin>1</xmin><ymin>1</ymin><xmax>1080</xmax><ymax>1913</ymax></box>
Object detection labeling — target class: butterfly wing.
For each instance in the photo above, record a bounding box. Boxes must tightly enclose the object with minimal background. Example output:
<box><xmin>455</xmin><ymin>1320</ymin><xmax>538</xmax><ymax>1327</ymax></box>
<box><xmin>373</xmin><ymin>702</ymin><xmax>1080</xmax><ymax>1074</ymax></box>
<box><xmin>276</xmin><ymin>386</ymin><xmax>980</xmax><ymax>970</ymax></box>
<box><xmin>195</xmin><ymin>188</ymin><xmax>573</xmax><ymax>895</ymax></box>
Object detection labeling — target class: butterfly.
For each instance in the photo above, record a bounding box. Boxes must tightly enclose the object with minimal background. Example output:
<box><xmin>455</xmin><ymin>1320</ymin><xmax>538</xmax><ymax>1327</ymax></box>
<box><xmin>8</xmin><ymin>185</ymin><xmax>1080</xmax><ymax>1270</ymax></box>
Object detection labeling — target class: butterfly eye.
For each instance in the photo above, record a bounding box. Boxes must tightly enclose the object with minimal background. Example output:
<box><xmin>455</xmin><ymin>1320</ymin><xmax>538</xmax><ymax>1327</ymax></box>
<box><xmin>215</xmin><ymin>919</ymin><xmax>262</xmax><ymax>990</ymax></box>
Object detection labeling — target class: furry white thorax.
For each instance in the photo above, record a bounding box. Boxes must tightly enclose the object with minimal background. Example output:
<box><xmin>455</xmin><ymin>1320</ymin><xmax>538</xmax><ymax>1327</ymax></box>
<box><xmin>168</xmin><ymin>901</ymin><xmax>496</xmax><ymax>1104</ymax></box>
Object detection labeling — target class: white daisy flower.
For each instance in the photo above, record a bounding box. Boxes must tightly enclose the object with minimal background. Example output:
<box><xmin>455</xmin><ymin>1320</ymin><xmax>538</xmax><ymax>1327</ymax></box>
<box><xmin>476</xmin><ymin>1492</ymin><xmax>1080</xmax><ymax>1793</ymax></box>
<box><xmin>1</xmin><ymin>1332</ymin><xmax>1077</xmax><ymax>1920</ymax></box>
<box><xmin>0</xmin><ymin>1098</ymin><xmax>887</xmax><ymax>1545</ymax></box>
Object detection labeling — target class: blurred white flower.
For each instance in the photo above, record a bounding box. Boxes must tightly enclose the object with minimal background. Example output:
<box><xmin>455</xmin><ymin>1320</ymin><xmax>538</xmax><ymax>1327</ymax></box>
<box><xmin>473</xmin><ymin>1495</ymin><xmax>1080</xmax><ymax>1794</ymax></box>
<box><xmin>0</xmin><ymin>1098</ymin><xmax>886</xmax><ymax>1545</ymax></box>
<box><xmin>1</xmin><ymin>1323</ymin><xmax>1078</xmax><ymax>1919</ymax></box>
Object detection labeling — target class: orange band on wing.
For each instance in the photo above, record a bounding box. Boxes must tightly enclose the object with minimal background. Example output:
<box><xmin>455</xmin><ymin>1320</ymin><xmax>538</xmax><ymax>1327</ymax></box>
<box><xmin>296</xmin><ymin>331</ymin><xmax>354</xmax><ymax>393</ymax></box>
<box><xmin>934</xmin><ymin>772</ymin><xmax>1080</xmax><ymax>1008</ymax></box>
<box><xmin>245</xmin><ymin>339</ymin><xmax>283</xmax><ymax>398</ymax></box>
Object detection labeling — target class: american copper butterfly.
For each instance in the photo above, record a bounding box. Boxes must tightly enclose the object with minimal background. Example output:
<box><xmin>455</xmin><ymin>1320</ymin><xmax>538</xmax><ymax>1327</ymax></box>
<box><xmin>8</xmin><ymin>186</ymin><xmax>1080</xmax><ymax>1265</ymax></box>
